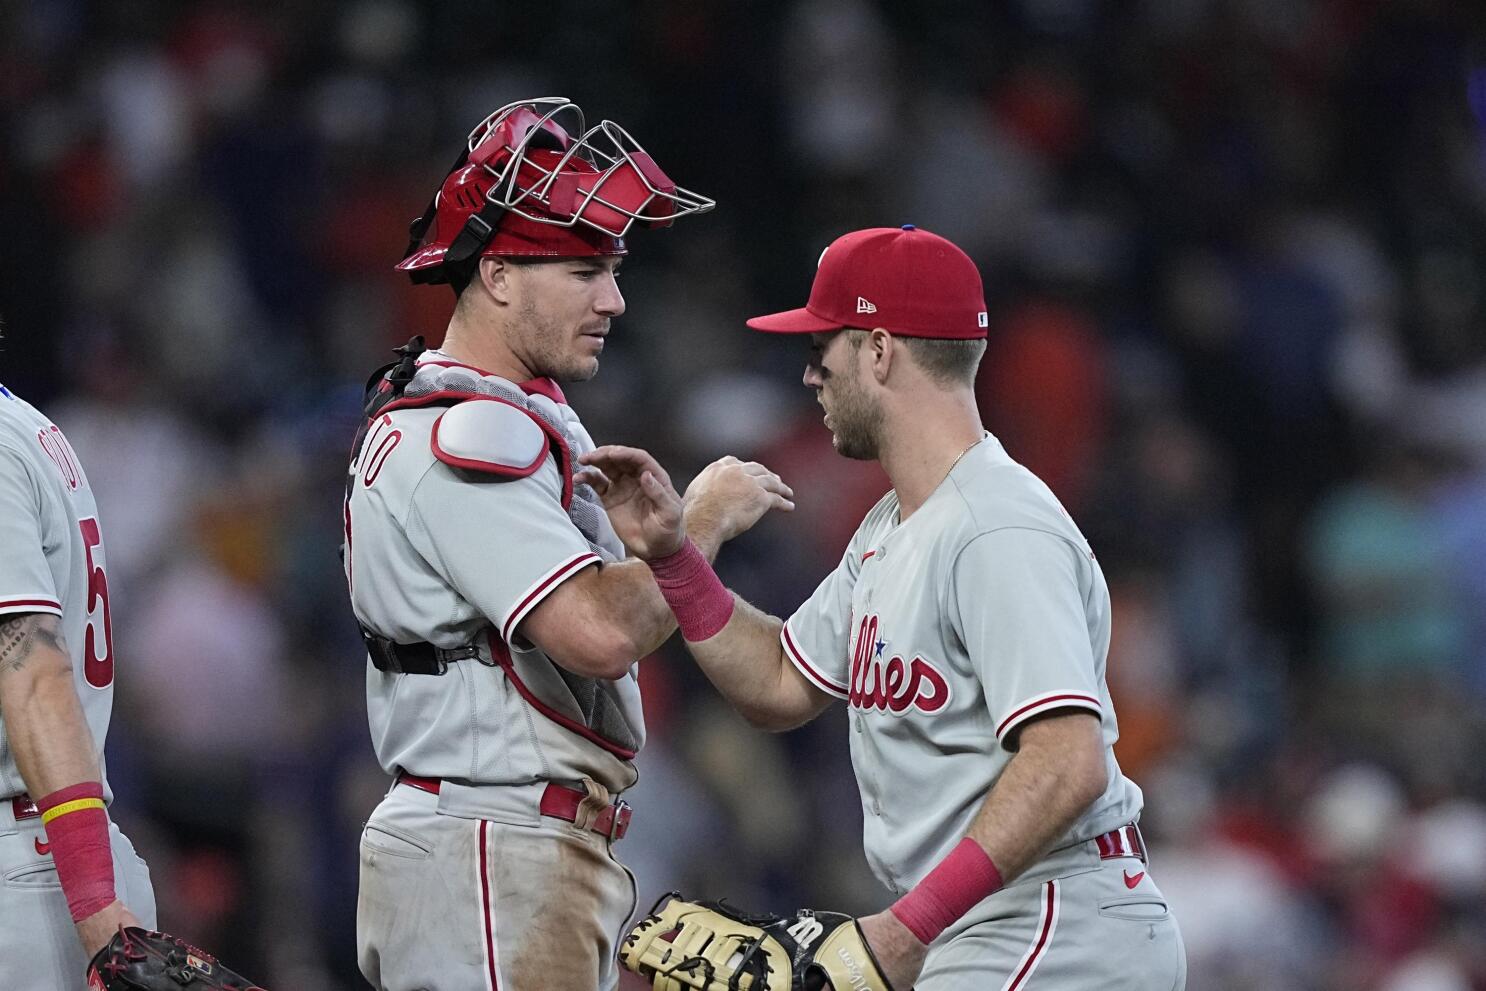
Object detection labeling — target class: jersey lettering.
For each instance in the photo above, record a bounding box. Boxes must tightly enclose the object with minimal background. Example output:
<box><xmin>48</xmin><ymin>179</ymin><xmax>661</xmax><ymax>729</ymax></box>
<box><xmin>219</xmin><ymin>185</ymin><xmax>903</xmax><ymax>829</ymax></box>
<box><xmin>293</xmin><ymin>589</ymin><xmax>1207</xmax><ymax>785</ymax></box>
<box><xmin>848</xmin><ymin>614</ymin><xmax>950</xmax><ymax>715</ymax></box>
<box><xmin>78</xmin><ymin>517</ymin><xmax>115</xmax><ymax>689</ymax></box>
<box><xmin>361</xmin><ymin>415</ymin><xmax>403</xmax><ymax>488</ymax></box>
<box><xmin>37</xmin><ymin>424</ymin><xmax>82</xmax><ymax>491</ymax></box>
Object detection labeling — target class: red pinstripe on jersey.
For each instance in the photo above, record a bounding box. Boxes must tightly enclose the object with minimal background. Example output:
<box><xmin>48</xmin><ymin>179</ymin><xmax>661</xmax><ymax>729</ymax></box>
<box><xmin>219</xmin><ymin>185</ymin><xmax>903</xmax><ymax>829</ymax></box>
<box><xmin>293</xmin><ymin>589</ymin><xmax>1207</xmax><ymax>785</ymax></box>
<box><xmin>0</xmin><ymin>597</ymin><xmax>62</xmax><ymax>614</ymax></box>
<box><xmin>995</xmin><ymin>692</ymin><xmax>1101</xmax><ymax>740</ymax></box>
<box><xmin>500</xmin><ymin>552</ymin><xmax>601</xmax><ymax>645</ymax></box>
<box><xmin>781</xmin><ymin>620</ymin><xmax>848</xmax><ymax>698</ymax></box>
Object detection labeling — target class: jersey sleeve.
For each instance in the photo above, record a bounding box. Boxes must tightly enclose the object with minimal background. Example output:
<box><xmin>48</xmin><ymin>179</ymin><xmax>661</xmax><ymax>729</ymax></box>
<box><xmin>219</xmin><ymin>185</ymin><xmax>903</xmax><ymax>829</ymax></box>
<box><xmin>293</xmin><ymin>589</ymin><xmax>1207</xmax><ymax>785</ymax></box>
<box><xmin>0</xmin><ymin>446</ymin><xmax>61</xmax><ymax>618</ymax></box>
<box><xmin>781</xmin><ymin>545</ymin><xmax>860</xmax><ymax>700</ymax></box>
<box><xmin>406</xmin><ymin>460</ymin><xmax>599</xmax><ymax>646</ymax></box>
<box><xmin>950</xmin><ymin>527</ymin><xmax>1102</xmax><ymax>749</ymax></box>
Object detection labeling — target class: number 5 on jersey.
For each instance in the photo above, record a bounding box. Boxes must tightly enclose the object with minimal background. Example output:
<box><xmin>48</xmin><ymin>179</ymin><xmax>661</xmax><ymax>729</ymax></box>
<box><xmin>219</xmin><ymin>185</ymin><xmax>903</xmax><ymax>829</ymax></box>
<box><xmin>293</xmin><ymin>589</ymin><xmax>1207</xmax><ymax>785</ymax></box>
<box><xmin>78</xmin><ymin>516</ymin><xmax>115</xmax><ymax>688</ymax></box>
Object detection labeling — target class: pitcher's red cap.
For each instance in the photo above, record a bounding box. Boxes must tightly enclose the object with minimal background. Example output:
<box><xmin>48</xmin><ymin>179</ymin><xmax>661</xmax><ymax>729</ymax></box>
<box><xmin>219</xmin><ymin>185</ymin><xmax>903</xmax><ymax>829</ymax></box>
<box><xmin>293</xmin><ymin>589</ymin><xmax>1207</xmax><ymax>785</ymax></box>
<box><xmin>746</xmin><ymin>226</ymin><xmax>988</xmax><ymax>339</ymax></box>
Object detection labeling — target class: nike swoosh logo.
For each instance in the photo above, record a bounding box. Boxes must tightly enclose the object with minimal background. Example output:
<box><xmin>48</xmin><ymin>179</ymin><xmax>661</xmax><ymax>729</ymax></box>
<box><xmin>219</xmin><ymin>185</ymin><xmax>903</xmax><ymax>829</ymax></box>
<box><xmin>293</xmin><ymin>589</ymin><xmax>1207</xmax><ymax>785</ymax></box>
<box><xmin>35</xmin><ymin>837</ymin><xmax>51</xmax><ymax>856</ymax></box>
<box><xmin>1123</xmin><ymin>870</ymin><xmax>1145</xmax><ymax>889</ymax></box>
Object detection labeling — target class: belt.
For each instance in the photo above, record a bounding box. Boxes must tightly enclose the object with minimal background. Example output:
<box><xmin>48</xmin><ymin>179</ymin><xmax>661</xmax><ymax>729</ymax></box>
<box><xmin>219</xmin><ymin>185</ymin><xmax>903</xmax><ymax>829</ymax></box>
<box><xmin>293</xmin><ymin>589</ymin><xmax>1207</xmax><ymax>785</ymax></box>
<box><xmin>1093</xmin><ymin>823</ymin><xmax>1146</xmax><ymax>864</ymax></box>
<box><xmin>396</xmin><ymin>773</ymin><xmax>632</xmax><ymax>842</ymax></box>
<box><xmin>10</xmin><ymin>794</ymin><xmax>39</xmax><ymax>822</ymax></box>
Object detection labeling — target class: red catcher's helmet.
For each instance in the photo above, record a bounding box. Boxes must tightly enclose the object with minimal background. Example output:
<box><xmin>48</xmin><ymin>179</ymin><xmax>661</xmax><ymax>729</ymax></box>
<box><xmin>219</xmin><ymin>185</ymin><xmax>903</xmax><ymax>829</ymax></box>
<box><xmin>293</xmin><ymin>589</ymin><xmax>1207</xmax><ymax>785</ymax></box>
<box><xmin>398</xmin><ymin>98</ymin><xmax>714</xmax><ymax>285</ymax></box>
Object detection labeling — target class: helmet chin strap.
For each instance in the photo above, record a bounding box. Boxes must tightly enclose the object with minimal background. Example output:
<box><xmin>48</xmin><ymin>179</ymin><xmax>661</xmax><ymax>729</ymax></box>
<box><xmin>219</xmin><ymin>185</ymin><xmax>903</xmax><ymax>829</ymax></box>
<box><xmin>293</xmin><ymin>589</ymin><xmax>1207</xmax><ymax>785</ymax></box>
<box><xmin>444</xmin><ymin>202</ymin><xmax>507</xmax><ymax>270</ymax></box>
<box><xmin>401</xmin><ymin>146</ymin><xmax>513</xmax><ymax>292</ymax></box>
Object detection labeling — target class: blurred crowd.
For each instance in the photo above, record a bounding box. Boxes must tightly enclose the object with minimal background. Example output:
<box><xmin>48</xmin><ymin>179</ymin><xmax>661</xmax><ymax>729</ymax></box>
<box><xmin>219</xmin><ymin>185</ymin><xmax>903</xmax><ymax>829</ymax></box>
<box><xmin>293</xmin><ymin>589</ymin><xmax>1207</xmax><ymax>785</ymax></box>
<box><xmin>3</xmin><ymin>1</ymin><xmax>1486</xmax><ymax>988</ymax></box>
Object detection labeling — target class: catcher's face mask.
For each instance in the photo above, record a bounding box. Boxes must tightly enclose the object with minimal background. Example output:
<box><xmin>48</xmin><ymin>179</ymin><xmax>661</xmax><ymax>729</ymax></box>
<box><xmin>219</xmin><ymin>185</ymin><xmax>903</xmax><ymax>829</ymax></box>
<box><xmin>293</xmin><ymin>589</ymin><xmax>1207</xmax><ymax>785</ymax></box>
<box><xmin>398</xmin><ymin>97</ymin><xmax>715</xmax><ymax>283</ymax></box>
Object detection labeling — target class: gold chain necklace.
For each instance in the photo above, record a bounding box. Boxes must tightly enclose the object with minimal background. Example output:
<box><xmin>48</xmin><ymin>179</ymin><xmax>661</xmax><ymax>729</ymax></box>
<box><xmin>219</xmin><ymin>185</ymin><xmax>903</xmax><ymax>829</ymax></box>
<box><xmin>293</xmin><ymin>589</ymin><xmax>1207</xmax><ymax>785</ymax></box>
<box><xmin>943</xmin><ymin>434</ymin><xmax>984</xmax><ymax>484</ymax></box>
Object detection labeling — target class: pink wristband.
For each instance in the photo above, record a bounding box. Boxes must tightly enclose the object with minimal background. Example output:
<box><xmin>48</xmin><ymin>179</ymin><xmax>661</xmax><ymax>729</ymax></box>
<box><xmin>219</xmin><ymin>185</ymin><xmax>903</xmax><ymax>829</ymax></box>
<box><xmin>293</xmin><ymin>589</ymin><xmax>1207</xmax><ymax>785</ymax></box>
<box><xmin>647</xmin><ymin>539</ymin><xmax>735</xmax><ymax>642</ymax></box>
<box><xmin>37</xmin><ymin>782</ymin><xmax>117</xmax><ymax>922</ymax></box>
<box><xmin>889</xmin><ymin>838</ymin><xmax>1003</xmax><ymax>944</ymax></box>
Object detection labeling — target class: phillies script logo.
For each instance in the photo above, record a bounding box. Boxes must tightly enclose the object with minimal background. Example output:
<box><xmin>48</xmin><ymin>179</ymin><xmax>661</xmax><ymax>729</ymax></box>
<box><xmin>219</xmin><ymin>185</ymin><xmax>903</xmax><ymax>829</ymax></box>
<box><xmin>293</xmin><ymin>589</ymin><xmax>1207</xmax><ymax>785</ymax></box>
<box><xmin>849</xmin><ymin>614</ymin><xmax>950</xmax><ymax>714</ymax></box>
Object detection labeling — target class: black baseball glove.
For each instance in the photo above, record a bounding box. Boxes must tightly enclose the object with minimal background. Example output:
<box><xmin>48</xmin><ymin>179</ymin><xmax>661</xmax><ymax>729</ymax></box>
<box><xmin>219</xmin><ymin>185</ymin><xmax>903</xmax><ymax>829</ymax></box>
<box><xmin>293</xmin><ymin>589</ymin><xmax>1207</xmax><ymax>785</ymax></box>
<box><xmin>87</xmin><ymin>927</ymin><xmax>266</xmax><ymax>991</ymax></box>
<box><xmin>621</xmin><ymin>893</ymin><xmax>895</xmax><ymax>991</ymax></box>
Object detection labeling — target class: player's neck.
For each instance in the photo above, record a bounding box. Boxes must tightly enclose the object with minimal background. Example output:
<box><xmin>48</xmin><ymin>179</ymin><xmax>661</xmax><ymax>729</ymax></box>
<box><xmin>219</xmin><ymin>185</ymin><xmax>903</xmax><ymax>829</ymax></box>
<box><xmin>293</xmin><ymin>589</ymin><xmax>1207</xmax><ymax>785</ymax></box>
<box><xmin>879</xmin><ymin>390</ymin><xmax>984</xmax><ymax>521</ymax></box>
<box><xmin>440</xmin><ymin>314</ymin><xmax>535</xmax><ymax>383</ymax></box>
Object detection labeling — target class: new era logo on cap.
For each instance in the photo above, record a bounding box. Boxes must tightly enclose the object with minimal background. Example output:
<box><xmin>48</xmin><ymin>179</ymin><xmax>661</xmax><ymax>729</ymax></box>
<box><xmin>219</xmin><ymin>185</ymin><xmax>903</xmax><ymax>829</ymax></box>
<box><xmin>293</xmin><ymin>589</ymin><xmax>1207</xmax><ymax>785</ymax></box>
<box><xmin>978</xmin><ymin>311</ymin><xmax>989</xmax><ymax>328</ymax></box>
<box><xmin>857</xmin><ymin>297</ymin><xmax>877</xmax><ymax>315</ymax></box>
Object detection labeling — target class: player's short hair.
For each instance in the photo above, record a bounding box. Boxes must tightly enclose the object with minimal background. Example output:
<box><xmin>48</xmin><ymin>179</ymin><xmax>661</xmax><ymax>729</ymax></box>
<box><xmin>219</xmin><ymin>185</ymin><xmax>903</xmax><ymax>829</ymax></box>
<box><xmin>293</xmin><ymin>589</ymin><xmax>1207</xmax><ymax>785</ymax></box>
<box><xmin>454</xmin><ymin>255</ymin><xmax>547</xmax><ymax>305</ymax></box>
<box><xmin>846</xmin><ymin>330</ymin><xmax>986</xmax><ymax>387</ymax></box>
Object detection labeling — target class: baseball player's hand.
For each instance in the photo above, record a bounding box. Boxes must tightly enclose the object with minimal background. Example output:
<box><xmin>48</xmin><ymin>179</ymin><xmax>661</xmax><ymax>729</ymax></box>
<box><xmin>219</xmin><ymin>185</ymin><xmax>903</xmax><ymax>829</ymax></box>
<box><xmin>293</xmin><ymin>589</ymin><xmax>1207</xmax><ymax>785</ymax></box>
<box><xmin>577</xmin><ymin>446</ymin><xmax>687</xmax><ymax>559</ymax></box>
<box><xmin>681</xmin><ymin>456</ymin><xmax>795</xmax><ymax>553</ymax></box>
<box><xmin>857</xmin><ymin>910</ymin><xmax>929</xmax><ymax>990</ymax></box>
<box><xmin>76</xmin><ymin>900</ymin><xmax>141</xmax><ymax>958</ymax></box>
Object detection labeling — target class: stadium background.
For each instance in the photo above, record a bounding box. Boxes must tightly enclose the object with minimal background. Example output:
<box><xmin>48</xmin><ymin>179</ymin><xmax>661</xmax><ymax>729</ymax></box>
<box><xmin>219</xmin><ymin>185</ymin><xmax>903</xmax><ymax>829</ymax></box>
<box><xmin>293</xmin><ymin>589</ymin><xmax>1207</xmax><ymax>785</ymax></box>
<box><xmin>3</xmin><ymin>1</ymin><xmax>1486</xmax><ymax>988</ymax></box>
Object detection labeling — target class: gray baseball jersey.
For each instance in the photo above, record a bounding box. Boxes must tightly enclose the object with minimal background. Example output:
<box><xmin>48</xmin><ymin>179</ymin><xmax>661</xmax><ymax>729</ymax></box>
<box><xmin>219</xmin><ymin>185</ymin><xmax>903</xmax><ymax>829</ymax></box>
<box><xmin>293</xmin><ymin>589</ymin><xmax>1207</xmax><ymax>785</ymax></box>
<box><xmin>781</xmin><ymin>433</ymin><xmax>1141</xmax><ymax>894</ymax></box>
<box><xmin>344</xmin><ymin>353</ymin><xmax>643</xmax><ymax>796</ymax></box>
<box><xmin>0</xmin><ymin>384</ymin><xmax>118</xmax><ymax>803</ymax></box>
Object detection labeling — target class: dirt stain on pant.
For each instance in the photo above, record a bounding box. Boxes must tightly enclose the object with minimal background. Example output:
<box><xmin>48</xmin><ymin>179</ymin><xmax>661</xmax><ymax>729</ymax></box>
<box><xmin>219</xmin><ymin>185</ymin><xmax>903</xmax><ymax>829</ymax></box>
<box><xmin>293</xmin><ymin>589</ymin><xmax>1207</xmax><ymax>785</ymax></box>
<box><xmin>506</xmin><ymin>830</ymin><xmax>617</xmax><ymax>988</ymax></box>
<box><xmin>504</xmin><ymin>780</ymin><xmax>631</xmax><ymax>989</ymax></box>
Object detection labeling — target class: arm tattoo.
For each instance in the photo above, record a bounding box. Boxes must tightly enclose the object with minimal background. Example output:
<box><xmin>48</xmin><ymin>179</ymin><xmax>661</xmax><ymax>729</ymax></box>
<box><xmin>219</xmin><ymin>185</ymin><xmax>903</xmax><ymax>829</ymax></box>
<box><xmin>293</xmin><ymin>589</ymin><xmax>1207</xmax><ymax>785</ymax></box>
<box><xmin>0</xmin><ymin>614</ymin><xmax>67</xmax><ymax>674</ymax></box>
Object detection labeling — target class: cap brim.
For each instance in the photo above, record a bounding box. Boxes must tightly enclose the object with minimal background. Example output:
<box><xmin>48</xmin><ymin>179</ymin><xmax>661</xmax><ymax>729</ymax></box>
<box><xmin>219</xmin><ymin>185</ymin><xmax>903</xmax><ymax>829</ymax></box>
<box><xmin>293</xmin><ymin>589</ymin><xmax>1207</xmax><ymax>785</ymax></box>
<box><xmin>745</xmin><ymin>306</ymin><xmax>848</xmax><ymax>335</ymax></box>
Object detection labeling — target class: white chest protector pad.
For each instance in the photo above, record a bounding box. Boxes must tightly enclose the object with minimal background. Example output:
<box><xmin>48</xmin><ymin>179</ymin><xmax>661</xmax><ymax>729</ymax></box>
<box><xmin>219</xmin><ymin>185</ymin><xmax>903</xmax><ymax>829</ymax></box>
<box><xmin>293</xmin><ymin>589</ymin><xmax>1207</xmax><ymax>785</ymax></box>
<box><xmin>431</xmin><ymin>398</ymin><xmax>550</xmax><ymax>478</ymax></box>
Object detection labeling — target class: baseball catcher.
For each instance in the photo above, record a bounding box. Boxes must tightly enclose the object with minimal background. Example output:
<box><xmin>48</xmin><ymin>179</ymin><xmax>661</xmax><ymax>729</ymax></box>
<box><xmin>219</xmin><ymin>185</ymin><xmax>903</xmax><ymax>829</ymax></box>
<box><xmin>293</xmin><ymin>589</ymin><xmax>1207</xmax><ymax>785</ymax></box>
<box><xmin>346</xmin><ymin>95</ymin><xmax>790</xmax><ymax>991</ymax></box>
<box><xmin>622</xmin><ymin>893</ymin><xmax>893</xmax><ymax>991</ymax></box>
<box><xmin>87</xmin><ymin>927</ymin><xmax>265</xmax><ymax>991</ymax></box>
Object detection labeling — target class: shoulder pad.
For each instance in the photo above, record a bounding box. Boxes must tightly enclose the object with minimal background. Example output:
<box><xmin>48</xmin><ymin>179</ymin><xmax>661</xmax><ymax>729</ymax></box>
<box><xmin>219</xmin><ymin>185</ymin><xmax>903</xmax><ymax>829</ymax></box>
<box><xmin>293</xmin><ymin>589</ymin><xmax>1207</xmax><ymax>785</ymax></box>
<box><xmin>431</xmin><ymin>399</ymin><xmax>549</xmax><ymax>478</ymax></box>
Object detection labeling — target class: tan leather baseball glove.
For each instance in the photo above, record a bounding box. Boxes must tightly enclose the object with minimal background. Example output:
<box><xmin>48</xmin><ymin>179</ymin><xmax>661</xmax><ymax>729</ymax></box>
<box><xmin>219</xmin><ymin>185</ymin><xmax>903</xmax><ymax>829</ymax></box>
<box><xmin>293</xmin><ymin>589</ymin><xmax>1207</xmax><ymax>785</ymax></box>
<box><xmin>621</xmin><ymin>893</ymin><xmax>894</xmax><ymax>991</ymax></box>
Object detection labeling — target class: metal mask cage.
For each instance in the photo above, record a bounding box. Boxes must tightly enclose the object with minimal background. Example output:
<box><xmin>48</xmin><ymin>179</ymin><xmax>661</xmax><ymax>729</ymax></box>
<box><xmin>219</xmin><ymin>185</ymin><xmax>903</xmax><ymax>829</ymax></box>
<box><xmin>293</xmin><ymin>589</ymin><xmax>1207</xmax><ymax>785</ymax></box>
<box><xmin>468</xmin><ymin>97</ymin><xmax>715</xmax><ymax>237</ymax></box>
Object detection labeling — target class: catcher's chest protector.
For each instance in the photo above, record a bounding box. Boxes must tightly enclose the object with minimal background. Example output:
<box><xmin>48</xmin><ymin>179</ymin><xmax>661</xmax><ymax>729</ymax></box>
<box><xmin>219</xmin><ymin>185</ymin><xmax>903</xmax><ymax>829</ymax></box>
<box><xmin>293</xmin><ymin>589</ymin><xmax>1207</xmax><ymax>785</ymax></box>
<box><xmin>344</xmin><ymin>339</ymin><xmax>643</xmax><ymax>795</ymax></box>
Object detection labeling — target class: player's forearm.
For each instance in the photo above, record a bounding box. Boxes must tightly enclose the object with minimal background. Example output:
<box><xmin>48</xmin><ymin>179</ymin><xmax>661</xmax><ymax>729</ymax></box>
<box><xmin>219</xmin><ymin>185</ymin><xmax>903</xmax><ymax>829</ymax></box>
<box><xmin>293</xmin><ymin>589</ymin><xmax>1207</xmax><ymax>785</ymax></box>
<box><xmin>884</xmin><ymin>714</ymin><xmax>1105</xmax><ymax>950</ymax></box>
<box><xmin>963</xmin><ymin>714</ymin><xmax>1107</xmax><ymax>883</ymax></box>
<box><xmin>611</xmin><ymin>513</ymin><xmax>729</xmax><ymax>654</ymax></box>
<box><xmin>565</xmin><ymin>558</ymin><xmax>676</xmax><ymax>669</ymax></box>
<box><xmin>579</xmin><ymin>517</ymin><xmax>729</xmax><ymax>663</ymax></box>
<box><xmin>685</xmin><ymin>599</ymin><xmax>819</xmax><ymax>730</ymax></box>
<box><xmin>680</xmin><ymin>504</ymin><xmax>728</xmax><ymax>562</ymax></box>
<box><xmin>0</xmin><ymin>621</ymin><xmax>123</xmax><ymax>942</ymax></box>
<box><xmin>0</xmin><ymin>614</ymin><xmax>101</xmax><ymax>795</ymax></box>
